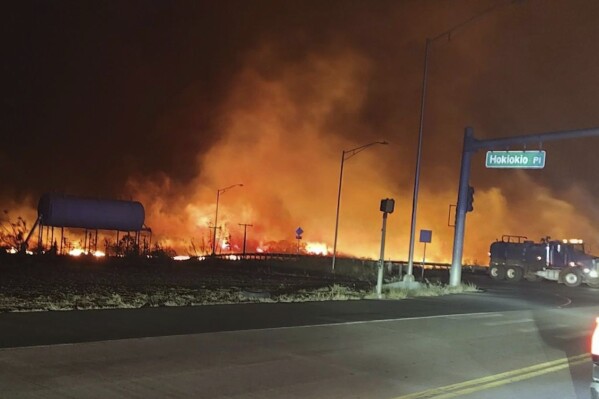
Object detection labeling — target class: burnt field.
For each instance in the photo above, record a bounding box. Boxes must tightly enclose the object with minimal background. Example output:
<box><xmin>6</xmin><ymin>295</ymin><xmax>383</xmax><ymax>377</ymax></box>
<box><xmin>0</xmin><ymin>254</ymin><xmax>374</xmax><ymax>312</ymax></box>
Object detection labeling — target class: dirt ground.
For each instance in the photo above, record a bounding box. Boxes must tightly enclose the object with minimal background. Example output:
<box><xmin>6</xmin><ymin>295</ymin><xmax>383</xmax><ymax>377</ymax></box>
<box><xmin>0</xmin><ymin>254</ymin><xmax>373</xmax><ymax>311</ymax></box>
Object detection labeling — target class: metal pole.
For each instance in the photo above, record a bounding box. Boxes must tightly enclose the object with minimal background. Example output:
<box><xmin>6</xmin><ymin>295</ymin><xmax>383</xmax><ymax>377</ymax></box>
<box><xmin>331</xmin><ymin>150</ymin><xmax>346</xmax><ymax>272</ymax></box>
<box><xmin>450</xmin><ymin>127</ymin><xmax>475</xmax><ymax>286</ymax></box>
<box><xmin>212</xmin><ymin>190</ymin><xmax>220</xmax><ymax>256</ymax></box>
<box><xmin>238</xmin><ymin>223</ymin><xmax>253</xmax><ymax>257</ymax></box>
<box><xmin>38</xmin><ymin>223</ymin><xmax>43</xmax><ymax>253</ymax></box>
<box><xmin>406</xmin><ymin>38</ymin><xmax>431</xmax><ymax>282</ymax></box>
<box><xmin>45</xmin><ymin>224</ymin><xmax>49</xmax><ymax>251</ymax></box>
<box><xmin>376</xmin><ymin>212</ymin><xmax>388</xmax><ymax>298</ymax></box>
<box><xmin>421</xmin><ymin>242</ymin><xmax>427</xmax><ymax>281</ymax></box>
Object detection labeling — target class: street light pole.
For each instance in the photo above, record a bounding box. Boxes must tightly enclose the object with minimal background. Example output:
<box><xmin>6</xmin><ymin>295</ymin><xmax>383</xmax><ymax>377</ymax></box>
<box><xmin>331</xmin><ymin>140</ymin><xmax>388</xmax><ymax>272</ymax></box>
<box><xmin>405</xmin><ymin>38</ymin><xmax>431</xmax><ymax>282</ymax></box>
<box><xmin>404</xmin><ymin>0</ymin><xmax>519</xmax><ymax>281</ymax></box>
<box><xmin>212</xmin><ymin>183</ymin><xmax>243</xmax><ymax>256</ymax></box>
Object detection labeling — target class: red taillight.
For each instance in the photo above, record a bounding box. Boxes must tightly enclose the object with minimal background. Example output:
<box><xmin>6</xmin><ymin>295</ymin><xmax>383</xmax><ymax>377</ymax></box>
<box><xmin>592</xmin><ymin>318</ymin><xmax>599</xmax><ymax>357</ymax></box>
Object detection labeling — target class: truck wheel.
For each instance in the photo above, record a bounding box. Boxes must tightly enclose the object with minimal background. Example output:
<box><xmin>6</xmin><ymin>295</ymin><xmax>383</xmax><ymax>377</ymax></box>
<box><xmin>562</xmin><ymin>268</ymin><xmax>582</xmax><ymax>287</ymax></box>
<box><xmin>505</xmin><ymin>266</ymin><xmax>523</xmax><ymax>282</ymax></box>
<box><xmin>489</xmin><ymin>265</ymin><xmax>506</xmax><ymax>280</ymax></box>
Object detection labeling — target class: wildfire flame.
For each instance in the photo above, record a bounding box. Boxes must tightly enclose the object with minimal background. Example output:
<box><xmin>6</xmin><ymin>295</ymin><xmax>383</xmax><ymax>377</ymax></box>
<box><xmin>306</xmin><ymin>242</ymin><xmax>328</xmax><ymax>256</ymax></box>
<box><xmin>68</xmin><ymin>248</ymin><xmax>105</xmax><ymax>257</ymax></box>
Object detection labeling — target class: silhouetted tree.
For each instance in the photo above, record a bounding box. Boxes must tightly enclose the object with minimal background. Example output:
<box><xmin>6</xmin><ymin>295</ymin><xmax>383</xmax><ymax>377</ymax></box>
<box><xmin>149</xmin><ymin>242</ymin><xmax>176</xmax><ymax>259</ymax></box>
<box><xmin>0</xmin><ymin>211</ymin><xmax>27</xmax><ymax>250</ymax></box>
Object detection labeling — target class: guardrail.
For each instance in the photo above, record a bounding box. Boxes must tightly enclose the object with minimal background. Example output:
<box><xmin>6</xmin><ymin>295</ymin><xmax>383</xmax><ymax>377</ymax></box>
<box><xmin>206</xmin><ymin>253</ymin><xmax>488</xmax><ymax>273</ymax></box>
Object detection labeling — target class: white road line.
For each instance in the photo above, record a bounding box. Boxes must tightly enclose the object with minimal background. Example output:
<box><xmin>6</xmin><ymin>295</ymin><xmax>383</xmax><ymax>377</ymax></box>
<box><xmin>517</xmin><ymin>327</ymin><xmax>540</xmax><ymax>333</ymax></box>
<box><xmin>484</xmin><ymin>318</ymin><xmax>534</xmax><ymax>326</ymax></box>
<box><xmin>445</xmin><ymin>313</ymin><xmax>504</xmax><ymax>320</ymax></box>
<box><xmin>555</xmin><ymin>331</ymin><xmax>589</xmax><ymax>340</ymax></box>
<box><xmin>555</xmin><ymin>294</ymin><xmax>572</xmax><ymax>308</ymax></box>
<box><xmin>232</xmin><ymin>311</ymin><xmax>507</xmax><ymax>333</ymax></box>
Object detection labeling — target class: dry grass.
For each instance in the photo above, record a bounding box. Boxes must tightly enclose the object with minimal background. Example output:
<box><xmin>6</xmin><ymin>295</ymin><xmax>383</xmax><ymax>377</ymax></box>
<box><xmin>3</xmin><ymin>282</ymin><xmax>481</xmax><ymax>311</ymax></box>
<box><xmin>370</xmin><ymin>281</ymin><xmax>480</xmax><ymax>300</ymax></box>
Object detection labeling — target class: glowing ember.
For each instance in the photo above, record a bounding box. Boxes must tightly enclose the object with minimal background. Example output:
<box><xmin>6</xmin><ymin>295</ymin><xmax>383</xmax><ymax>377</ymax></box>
<box><xmin>69</xmin><ymin>248</ymin><xmax>84</xmax><ymax>257</ymax></box>
<box><xmin>306</xmin><ymin>242</ymin><xmax>328</xmax><ymax>255</ymax></box>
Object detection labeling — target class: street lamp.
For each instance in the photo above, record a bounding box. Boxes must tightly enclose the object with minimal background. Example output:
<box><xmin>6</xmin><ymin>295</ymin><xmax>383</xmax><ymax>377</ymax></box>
<box><xmin>212</xmin><ymin>183</ymin><xmax>243</xmax><ymax>256</ymax></box>
<box><xmin>404</xmin><ymin>0</ymin><xmax>519</xmax><ymax>282</ymax></box>
<box><xmin>331</xmin><ymin>140</ymin><xmax>388</xmax><ymax>272</ymax></box>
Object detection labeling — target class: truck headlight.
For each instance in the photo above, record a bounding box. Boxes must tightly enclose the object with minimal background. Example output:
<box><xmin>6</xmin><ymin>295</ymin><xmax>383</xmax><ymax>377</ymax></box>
<box><xmin>591</xmin><ymin>270</ymin><xmax>599</xmax><ymax>278</ymax></box>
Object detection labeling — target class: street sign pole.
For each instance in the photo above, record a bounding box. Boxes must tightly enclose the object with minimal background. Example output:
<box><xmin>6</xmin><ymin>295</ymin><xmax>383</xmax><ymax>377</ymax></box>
<box><xmin>419</xmin><ymin>229</ymin><xmax>432</xmax><ymax>281</ymax></box>
<box><xmin>295</xmin><ymin>227</ymin><xmax>303</xmax><ymax>255</ymax></box>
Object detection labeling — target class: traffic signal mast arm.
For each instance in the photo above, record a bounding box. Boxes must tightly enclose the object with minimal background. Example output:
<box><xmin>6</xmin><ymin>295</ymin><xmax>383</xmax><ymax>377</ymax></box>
<box><xmin>465</xmin><ymin>126</ymin><xmax>599</xmax><ymax>152</ymax></box>
<box><xmin>449</xmin><ymin>126</ymin><xmax>599</xmax><ymax>287</ymax></box>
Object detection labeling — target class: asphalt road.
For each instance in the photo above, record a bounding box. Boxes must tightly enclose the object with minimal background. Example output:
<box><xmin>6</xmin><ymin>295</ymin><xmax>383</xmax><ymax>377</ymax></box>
<box><xmin>1</xmin><ymin>274</ymin><xmax>598</xmax><ymax>398</ymax></box>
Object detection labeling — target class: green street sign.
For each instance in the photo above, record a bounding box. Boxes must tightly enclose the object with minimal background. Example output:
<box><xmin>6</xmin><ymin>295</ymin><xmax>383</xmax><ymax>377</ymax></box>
<box><xmin>485</xmin><ymin>150</ymin><xmax>546</xmax><ymax>169</ymax></box>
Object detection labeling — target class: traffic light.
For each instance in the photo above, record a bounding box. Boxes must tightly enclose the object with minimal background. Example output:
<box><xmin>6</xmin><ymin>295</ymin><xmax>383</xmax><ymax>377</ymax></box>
<box><xmin>466</xmin><ymin>185</ymin><xmax>474</xmax><ymax>212</ymax></box>
<box><xmin>380</xmin><ymin>198</ymin><xmax>395</xmax><ymax>213</ymax></box>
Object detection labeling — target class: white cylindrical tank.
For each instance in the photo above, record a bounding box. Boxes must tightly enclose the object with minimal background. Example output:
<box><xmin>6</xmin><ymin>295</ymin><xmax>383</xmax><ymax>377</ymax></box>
<box><xmin>37</xmin><ymin>193</ymin><xmax>145</xmax><ymax>231</ymax></box>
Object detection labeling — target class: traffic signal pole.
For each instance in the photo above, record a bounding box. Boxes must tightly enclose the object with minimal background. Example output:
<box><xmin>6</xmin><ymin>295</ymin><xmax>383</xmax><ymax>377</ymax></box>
<box><xmin>449</xmin><ymin>127</ymin><xmax>475</xmax><ymax>286</ymax></box>
<box><xmin>449</xmin><ymin>126</ymin><xmax>599</xmax><ymax>287</ymax></box>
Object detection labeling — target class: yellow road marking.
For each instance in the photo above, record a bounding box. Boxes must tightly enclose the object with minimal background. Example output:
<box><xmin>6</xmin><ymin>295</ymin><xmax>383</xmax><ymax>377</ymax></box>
<box><xmin>394</xmin><ymin>353</ymin><xmax>588</xmax><ymax>399</ymax></box>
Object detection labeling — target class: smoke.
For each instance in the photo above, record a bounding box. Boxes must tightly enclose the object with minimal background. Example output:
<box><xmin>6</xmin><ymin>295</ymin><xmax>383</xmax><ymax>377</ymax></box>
<box><xmin>128</xmin><ymin>44</ymin><xmax>400</xmax><ymax>257</ymax></box>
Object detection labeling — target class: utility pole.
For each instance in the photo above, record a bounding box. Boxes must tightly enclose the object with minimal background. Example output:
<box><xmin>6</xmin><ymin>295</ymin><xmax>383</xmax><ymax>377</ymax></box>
<box><xmin>238</xmin><ymin>223</ymin><xmax>253</xmax><ymax>257</ymax></box>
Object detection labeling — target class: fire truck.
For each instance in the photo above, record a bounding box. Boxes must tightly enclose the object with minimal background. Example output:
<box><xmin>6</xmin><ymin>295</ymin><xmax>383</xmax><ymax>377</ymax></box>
<box><xmin>489</xmin><ymin>235</ymin><xmax>599</xmax><ymax>288</ymax></box>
